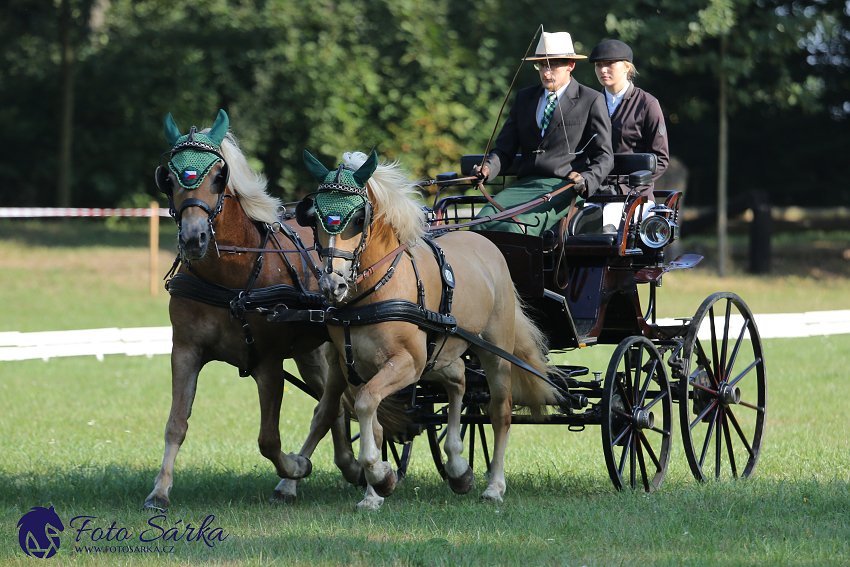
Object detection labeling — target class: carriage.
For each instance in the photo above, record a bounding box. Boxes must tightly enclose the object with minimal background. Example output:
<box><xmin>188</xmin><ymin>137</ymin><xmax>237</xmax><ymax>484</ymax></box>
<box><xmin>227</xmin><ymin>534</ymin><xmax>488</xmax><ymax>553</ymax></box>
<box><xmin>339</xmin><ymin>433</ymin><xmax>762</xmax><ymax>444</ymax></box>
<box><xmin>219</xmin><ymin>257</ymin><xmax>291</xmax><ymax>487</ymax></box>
<box><xmin>148</xmin><ymin>111</ymin><xmax>765</xmax><ymax>510</ymax></box>
<box><xmin>316</xmin><ymin>152</ymin><xmax>766</xmax><ymax>493</ymax></box>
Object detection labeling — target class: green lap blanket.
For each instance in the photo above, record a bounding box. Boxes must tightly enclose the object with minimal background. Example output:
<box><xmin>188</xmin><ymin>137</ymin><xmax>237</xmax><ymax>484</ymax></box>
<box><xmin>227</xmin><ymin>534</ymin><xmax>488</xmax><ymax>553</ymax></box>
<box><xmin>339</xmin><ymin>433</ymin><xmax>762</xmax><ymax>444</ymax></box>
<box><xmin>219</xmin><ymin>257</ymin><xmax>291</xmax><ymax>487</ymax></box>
<box><xmin>471</xmin><ymin>176</ymin><xmax>584</xmax><ymax>236</ymax></box>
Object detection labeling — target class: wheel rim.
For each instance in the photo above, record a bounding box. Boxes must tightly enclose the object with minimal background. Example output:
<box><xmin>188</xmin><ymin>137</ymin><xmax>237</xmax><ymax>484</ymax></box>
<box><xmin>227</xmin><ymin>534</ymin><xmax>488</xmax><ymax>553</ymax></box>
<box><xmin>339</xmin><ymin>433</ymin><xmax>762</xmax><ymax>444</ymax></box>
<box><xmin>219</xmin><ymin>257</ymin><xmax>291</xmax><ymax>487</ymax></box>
<box><xmin>601</xmin><ymin>336</ymin><xmax>672</xmax><ymax>491</ymax></box>
<box><xmin>678</xmin><ymin>292</ymin><xmax>767</xmax><ymax>482</ymax></box>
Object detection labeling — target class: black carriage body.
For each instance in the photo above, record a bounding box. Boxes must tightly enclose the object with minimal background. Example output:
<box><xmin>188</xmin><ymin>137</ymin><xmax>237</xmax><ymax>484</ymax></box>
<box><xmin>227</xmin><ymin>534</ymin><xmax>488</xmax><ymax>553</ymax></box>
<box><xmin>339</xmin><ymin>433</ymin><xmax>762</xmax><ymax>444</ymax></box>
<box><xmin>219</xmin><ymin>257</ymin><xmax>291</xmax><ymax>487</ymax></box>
<box><xmin>410</xmin><ymin>153</ymin><xmax>766</xmax><ymax>491</ymax></box>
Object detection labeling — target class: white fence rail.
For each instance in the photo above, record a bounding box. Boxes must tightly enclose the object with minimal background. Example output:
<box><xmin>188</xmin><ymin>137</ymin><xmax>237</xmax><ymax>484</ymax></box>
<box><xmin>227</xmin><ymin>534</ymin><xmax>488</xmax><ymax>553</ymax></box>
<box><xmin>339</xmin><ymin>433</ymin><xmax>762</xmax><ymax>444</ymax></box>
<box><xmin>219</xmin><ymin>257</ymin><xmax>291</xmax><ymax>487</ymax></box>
<box><xmin>1</xmin><ymin>310</ymin><xmax>849</xmax><ymax>362</ymax></box>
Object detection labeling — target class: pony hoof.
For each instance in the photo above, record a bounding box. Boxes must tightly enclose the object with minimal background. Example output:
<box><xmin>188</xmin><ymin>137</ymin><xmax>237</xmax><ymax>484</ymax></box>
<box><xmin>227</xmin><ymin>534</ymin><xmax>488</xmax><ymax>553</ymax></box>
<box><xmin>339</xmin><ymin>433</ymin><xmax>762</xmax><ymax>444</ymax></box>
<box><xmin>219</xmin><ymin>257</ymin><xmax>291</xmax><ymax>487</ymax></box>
<box><xmin>269</xmin><ymin>490</ymin><xmax>297</xmax><ymax>505</ymax></box>
<box><xmin>448</xmin><ymin>466</ymin><xmax>475</xmax><ymax>495</ymax></box>
<box><xmin>479</xmin><ymin>491</ymin><xmax>504</xmax><ymax>504</ymax></box>
<box><xmin>371</xmin><ymin>469</ymin><xmax>398</xmax><ymax>498</ymax></box>
<box><xmin>143</xmin><ymin>496</ymin><xmax>169</xmax><ymax>512</ymax></box>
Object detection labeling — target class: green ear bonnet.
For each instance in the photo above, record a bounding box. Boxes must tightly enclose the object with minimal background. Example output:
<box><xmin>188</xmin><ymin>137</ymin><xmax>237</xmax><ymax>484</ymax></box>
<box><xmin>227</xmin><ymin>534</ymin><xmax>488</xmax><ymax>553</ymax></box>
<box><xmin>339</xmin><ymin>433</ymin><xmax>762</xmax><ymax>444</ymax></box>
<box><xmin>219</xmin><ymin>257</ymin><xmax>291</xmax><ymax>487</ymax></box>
<box><xmin>302</xmin><ymin>150</ymin><xmax>378</xmax><ymax>235</ymax></box>
<box><xmin>163</xmin><ymin>109</ymin><xmax>229</xmax><ymax>189</ymax></box>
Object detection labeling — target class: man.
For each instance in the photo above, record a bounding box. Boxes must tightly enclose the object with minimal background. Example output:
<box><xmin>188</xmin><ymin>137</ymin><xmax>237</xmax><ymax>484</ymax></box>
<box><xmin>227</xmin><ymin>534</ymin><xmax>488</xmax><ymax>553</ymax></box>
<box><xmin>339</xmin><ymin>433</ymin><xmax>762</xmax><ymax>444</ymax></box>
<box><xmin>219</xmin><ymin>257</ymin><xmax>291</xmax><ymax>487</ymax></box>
<box><xmin>473</xmin><ymin>31</ymin><xmax>613</xmax><ymax>235</ymax></box>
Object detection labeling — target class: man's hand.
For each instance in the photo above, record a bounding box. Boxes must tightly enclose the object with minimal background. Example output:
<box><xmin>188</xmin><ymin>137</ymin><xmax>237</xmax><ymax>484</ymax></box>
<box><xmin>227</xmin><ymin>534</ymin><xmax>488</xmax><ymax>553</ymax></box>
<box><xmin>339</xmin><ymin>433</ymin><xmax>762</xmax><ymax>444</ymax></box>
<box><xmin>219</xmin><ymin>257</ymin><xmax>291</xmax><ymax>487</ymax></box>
<box><xmin>568</xmin><ymin>171</ymin><xmax>586</xmax><ymax>194</ymax></box>
<box><xmin>471</xmin><ymin>164</ymin><xmax>490</xmax><ymax>181</ymax></box>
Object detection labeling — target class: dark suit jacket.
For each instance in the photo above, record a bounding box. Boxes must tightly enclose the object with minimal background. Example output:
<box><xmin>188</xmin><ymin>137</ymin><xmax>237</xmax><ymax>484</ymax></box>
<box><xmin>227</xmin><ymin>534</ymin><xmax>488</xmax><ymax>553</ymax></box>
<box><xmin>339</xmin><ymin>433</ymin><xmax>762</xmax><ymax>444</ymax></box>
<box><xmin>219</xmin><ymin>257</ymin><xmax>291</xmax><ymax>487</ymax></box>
<box><xmin>483</xmin><ymin>79</ymin><xmax>613</xmax><ymax>197</ymax></box>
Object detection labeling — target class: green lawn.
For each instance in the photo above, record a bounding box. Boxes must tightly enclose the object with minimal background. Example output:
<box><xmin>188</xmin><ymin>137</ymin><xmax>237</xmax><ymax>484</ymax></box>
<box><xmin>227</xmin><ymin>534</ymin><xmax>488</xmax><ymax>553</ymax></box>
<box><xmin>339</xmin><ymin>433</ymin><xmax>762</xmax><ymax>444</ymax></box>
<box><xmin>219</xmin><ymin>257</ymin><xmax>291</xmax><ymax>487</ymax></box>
<box><xmin>1</xmin><ymin>221</ymin><xmax>849</xmax><ymax>565</ymax></box>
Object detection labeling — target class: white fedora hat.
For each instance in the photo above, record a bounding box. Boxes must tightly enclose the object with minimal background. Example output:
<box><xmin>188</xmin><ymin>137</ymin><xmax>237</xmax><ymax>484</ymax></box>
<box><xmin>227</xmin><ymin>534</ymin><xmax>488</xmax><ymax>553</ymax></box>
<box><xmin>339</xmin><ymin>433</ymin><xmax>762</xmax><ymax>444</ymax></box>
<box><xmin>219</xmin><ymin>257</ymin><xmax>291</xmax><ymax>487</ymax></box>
<box><xmin>524</xmin><ymin>31</ymin><xmax>587</xmax><ymax>60</ymax></box>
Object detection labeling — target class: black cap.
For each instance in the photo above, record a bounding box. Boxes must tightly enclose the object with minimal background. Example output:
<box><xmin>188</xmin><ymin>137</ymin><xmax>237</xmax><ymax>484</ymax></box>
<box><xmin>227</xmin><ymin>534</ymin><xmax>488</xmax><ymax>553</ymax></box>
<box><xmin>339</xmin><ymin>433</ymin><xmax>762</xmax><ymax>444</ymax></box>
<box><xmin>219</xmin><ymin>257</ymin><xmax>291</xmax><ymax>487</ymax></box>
<box><xmin>589</xmin><ymin>39</ymin><xmax>633</xmax><ymax>63</ymax></box>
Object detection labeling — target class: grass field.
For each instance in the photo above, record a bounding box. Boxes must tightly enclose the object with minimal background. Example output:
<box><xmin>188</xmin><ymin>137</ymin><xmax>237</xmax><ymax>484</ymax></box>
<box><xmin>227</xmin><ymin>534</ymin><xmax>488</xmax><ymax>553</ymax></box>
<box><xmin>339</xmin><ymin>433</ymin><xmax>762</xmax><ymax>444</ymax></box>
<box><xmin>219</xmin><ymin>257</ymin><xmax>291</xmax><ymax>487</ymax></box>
<box><xmin>1</xmin><ymin>219</ymin><xmax>849</xmax><ymax>565</ymax></box>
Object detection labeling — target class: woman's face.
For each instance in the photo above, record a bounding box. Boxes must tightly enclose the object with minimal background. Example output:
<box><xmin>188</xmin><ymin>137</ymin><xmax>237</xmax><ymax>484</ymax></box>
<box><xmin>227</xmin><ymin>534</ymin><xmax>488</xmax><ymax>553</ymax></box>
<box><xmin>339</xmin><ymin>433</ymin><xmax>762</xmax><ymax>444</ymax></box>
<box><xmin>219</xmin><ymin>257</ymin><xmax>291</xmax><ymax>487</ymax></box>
<box><xmin>594</xmin><ymin>60</ymin><xmax>630</xmax><ymax>93</ymax></box>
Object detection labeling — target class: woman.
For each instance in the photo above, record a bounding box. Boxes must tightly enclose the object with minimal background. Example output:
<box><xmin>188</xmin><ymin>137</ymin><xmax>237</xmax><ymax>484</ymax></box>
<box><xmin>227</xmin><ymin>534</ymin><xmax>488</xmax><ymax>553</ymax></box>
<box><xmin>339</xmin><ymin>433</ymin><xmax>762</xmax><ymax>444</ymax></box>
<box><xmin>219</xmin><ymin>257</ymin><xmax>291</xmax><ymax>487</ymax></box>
<box><xmin>590</xmin><ymin>39</ymin><xmax>669</xmax><ymax>197</ymax></box>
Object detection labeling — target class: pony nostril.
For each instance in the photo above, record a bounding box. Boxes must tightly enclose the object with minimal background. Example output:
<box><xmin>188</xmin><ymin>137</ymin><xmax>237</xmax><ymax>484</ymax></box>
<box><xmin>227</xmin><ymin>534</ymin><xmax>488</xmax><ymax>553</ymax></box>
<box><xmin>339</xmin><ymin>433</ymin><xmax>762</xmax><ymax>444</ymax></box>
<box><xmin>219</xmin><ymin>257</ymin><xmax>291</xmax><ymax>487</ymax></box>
<box><xmin>198</xmin><ymin>232</ymin><xmax>207</xmax><ymax>246</ymax></box>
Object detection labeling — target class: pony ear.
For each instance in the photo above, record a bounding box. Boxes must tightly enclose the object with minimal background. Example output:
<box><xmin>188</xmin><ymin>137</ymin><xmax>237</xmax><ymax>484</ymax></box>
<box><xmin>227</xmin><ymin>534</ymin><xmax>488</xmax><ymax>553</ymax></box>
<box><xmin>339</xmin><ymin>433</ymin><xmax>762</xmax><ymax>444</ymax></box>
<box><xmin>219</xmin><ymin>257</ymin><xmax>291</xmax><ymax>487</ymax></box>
<box><xmin>164</xmin><ymin>113</ymin><xmax>181</xmax><ymax>146</ymax></box>
<box><xmin>207</xmin><ymin>109</ymin><xmax>229</xmax><ymax>146</ymax></box>
<box><xmin>303</xmin><ymin>150</ymin><xmax>330</xmax><ymax>183</ymax></box>
<box><xmin>353</xmin><ymin>151</ymin><xmax>378</xmax><ymax>187</ymax></box>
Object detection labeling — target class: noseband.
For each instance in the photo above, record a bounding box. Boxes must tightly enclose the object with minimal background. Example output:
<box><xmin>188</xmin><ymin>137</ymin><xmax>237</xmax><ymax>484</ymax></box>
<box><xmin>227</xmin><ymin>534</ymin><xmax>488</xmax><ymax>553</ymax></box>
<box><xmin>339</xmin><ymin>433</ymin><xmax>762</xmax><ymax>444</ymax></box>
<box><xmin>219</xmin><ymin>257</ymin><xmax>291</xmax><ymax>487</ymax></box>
<box><xmin>314</xmin><ymin>194</ymin><xmax>373</xmax><ymax>285</ymax></box>
<box><xmin>155</xmin><ymin>126</ymin><xmax>231</xmax><ymax>253</ymax></box>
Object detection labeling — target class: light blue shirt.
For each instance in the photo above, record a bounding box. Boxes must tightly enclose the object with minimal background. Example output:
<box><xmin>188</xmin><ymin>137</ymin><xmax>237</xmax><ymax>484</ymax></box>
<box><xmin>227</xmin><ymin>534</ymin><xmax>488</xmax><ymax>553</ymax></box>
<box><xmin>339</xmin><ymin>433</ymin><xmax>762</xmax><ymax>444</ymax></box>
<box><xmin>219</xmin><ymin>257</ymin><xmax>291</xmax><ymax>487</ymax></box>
<box><xmin>605</xmin><ymin>82</ymin><xmax>631</xmax><ymax>117</ymax></box>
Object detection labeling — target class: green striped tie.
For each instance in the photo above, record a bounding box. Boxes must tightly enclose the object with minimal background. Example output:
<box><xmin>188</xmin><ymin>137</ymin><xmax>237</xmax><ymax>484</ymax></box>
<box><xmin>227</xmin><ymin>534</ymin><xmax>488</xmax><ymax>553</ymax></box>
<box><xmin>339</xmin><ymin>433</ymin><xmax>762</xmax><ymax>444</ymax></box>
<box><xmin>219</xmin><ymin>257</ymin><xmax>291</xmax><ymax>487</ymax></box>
<box><xmin>540</xmin><ymin>92</ymin><xmax>558</xmax><ymax>134</ymax></box>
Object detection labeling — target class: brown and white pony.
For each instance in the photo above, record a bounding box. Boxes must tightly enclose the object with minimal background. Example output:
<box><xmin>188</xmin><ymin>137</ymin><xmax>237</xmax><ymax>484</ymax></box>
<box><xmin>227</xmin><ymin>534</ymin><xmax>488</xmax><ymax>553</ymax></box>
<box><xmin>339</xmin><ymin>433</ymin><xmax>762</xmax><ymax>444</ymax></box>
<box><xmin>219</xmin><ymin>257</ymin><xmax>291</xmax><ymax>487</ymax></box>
<box><xmin>144</xmin><ymin>129</ymin><xmax>360</xmax><ymax>509</ymax></box>
<box><xmin>294</xmin><ymin>151</ymin><xmax>561</xmax><ymax>510</ymax></box>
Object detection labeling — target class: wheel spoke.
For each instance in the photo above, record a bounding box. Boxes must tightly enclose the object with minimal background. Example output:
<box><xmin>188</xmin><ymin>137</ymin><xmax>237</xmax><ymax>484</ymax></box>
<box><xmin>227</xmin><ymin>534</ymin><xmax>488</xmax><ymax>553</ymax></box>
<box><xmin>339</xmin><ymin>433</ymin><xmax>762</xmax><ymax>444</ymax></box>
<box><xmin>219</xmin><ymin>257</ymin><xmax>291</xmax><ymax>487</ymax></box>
<box><xmin>648</xmin><ymin>425</ymin><xmax>671</xmax><ymax>437</ymax></box>
<box><xmin>727</xmin><ymin>408</ymin><xmax>755</xmax><ymax>458</ymax></box>
<box><xmin>478</xmin><ymin>423</ymin><xmax>491</xmax><ymax>470</ymax></box>
<box><xmin>636</xmin><ymin>437</ymin><xmax>650</xmax><ymax>491</ymax></box>
<box><xmin>617</xmin><ymin>428</ymin><xmax>634</xmax><ymax>476</ymax></box>
<box><xmin>690</xmin><ymin>398</ymin><xmax>718</xmax><ymax>430</ymax></box>
<box><xmin>615</xmin><ymin>378</ymin><xmax>634</xmax><ymax>414</ymax></box>
<box><xmin>632</xmin><ymin>346</ymin><xmax>645</xmax><ymax>404</ymax></box>
<box><xmin>612</xmin><ymin>423</ymin><xmax>632</xmax><ymax>448</ymax></box>
<box><xmin>698</xmin><ymin>407</ymin><xmax>719</xmax><ymax>468</ymax></box>
<box><xmin>694</xmin><ymin>338</ymin><xmax>719</xmax><ymax>387</ymax></box>
<box><xmin>723</xmin><ymin>412</ymin><xmax>738</xmax><ymax>478</ymax></box>
<box><xmin>720</xmin><ymin>299</ymin><xmax>732</xmax><ymax>381</ymax></box>
<box><xmin>715</xmin><ymin>407</ymin><xmax>723</xmax><ymax>479</ymax></box>
<box><xmin>729</xmin><ymin>359</ymin><xmax>760</xmax><ymax>389</ymax></box>
<box><xmin>709</xmin><ymin>305</ymin><xmax>720</xmax><ymax>383</ymax></box>
<box><xmin>630</xmin><ymin>434</ymin><xmax>637</xmax><ymax>489</ymax></box>
<box><xmin>638</xmin><ymin>431</ymin><xmax>662</xmax><ymax>471</ymax></box>
<box><xmin>637</xmin><ymin>359</ymin><xmax>659</xmax><ymax>407</ymax></box>
<box><xmin>724</xmin><ymin>318</ymin><xmax>749</xmax><ymax>381</ymax></box>
<box><xmin>643</xmin><ymin>388</ymin><xmax>668</xmax><ymax>412</ymax></box>
<box><xmin>468</xmin><ymin>419</ymin><xmax>476</xmax><ymax>470</ymax></box>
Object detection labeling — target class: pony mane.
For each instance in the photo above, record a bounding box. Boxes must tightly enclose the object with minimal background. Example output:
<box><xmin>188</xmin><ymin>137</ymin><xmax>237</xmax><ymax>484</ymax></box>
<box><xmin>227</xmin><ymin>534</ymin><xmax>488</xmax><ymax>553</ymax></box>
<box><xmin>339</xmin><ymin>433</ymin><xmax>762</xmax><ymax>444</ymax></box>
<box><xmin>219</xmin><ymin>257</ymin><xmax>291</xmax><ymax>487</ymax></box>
<box><xmin>219</xmin><ymin>132</ymin><xmax>281</xmax><ymax>225</ymax></box>
<box><xmin>341</xmin><ymin>152</ymin><xmax>425</xmax><ymax>247</ymax></box>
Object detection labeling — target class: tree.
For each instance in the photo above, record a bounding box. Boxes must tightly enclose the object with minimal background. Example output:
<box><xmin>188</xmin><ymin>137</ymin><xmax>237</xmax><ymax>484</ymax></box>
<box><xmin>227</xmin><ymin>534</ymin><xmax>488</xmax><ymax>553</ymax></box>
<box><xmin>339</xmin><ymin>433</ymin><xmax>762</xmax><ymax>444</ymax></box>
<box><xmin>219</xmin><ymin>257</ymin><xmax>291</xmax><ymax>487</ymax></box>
<box><xmin>605</xmin><ymin>0</ymin><xmax>841</xmax><ymax>274</ymax></box>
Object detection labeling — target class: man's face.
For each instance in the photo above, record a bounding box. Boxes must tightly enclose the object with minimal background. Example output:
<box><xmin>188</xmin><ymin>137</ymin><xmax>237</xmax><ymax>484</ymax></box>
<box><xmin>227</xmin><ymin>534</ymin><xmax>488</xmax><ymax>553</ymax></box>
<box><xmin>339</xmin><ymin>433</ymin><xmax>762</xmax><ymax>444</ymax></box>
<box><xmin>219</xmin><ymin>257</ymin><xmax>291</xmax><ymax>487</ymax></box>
<box><xmin>536</xmin><ymin>59</ymin><xmax>575</xmax><ymax>92</ymax></box>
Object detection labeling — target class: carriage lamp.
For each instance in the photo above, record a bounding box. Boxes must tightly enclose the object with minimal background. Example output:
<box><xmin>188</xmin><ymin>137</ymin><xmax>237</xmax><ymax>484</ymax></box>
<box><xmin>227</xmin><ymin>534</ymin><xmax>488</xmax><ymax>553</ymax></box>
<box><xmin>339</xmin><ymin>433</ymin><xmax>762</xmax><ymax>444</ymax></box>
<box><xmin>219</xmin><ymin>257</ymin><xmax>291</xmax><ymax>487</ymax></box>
<box><xmin>638</xmin><ymin>205</ymin><xmax>678</xmax><ymax>249</ymax></box>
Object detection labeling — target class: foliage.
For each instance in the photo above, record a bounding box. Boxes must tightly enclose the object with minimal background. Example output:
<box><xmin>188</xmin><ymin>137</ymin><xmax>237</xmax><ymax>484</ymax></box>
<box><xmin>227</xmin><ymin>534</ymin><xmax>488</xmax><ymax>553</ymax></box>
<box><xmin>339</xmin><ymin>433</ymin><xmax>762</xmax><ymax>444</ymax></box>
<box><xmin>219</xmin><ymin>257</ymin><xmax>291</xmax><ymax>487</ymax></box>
<box><xmin>0</xmin><ymin>0</ymin><xmax>847</xmax><ymax>208</ymax></box>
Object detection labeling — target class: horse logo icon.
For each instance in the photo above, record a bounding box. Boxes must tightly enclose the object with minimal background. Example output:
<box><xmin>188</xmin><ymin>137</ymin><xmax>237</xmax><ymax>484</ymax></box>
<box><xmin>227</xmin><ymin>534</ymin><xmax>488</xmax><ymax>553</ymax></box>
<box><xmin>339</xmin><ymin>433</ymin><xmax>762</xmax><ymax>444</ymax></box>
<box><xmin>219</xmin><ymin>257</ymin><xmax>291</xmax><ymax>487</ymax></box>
<box><xmin>17</xmin><ymin>506</ymin><xmax>64</xmax><ymax>558</ymax></box>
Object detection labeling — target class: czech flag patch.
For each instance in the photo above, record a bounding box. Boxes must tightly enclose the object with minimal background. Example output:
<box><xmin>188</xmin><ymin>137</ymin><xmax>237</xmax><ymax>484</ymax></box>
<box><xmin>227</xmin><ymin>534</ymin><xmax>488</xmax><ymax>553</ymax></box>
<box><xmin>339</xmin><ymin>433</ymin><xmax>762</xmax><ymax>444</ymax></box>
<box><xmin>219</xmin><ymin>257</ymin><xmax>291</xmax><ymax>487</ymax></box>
<box><xmin>327</xmin><ymin>216</ymin><xmax>341</xmax><ymax>227</ymax></box>
<box><xmin>183</xmin><ymin>170</ymin><xmax>198</xmax><ymax>180</ymax></box>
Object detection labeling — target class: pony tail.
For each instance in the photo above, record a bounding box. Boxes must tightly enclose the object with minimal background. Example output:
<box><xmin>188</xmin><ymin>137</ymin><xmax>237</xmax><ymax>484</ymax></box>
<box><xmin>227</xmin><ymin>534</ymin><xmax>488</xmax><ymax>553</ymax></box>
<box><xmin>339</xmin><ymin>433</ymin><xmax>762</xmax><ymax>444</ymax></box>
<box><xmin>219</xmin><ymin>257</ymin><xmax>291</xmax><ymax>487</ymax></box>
<box><xmin>509</xmin><ymin>289</ymin><xmax>563</xmax><ymax>419</ymax></box>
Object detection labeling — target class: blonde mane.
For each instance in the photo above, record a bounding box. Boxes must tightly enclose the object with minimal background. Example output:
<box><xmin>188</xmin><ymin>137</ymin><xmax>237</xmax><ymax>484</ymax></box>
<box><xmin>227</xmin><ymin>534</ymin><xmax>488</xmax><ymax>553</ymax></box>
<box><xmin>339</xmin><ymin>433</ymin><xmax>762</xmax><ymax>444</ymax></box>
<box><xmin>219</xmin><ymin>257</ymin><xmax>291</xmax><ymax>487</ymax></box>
<box><xmin>340</xmin><ymin>152</ymin><xmax>425</xmax><ymax>247</ymax></box>
<box><xmin>219</xmin><ymin>132</ymin><xmax>281</xmax><ymax>225</ymax></box>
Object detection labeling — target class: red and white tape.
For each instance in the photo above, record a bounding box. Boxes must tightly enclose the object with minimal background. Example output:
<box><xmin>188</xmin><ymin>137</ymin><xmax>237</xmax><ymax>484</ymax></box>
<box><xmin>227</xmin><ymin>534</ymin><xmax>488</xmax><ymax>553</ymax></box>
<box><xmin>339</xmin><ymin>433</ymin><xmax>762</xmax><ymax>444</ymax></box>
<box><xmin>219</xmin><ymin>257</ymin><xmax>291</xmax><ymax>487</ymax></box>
<box><xmin>0</xmin><ymin>207</ymin><xmax>171</xmax><ymax>218</ymax></box>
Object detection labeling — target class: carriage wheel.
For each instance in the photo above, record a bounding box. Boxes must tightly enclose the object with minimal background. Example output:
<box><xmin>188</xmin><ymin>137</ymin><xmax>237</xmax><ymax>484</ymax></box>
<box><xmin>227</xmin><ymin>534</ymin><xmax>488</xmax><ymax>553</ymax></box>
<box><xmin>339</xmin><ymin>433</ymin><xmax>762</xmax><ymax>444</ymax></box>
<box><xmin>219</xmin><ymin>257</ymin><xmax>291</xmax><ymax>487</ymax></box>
<box><xmin>601</xmin><ymin>336</ymin><xmax>672</xmax><ymax>491</ymax></box>
<box><xmin>678</xmin><ymin>292</ymin><xmax>766</xmax><ymax>482</ymax></box>
<box><xmin>427</xmin><ymin>402</ymin><xmax>492</xmax><ymax>480</ymax></box>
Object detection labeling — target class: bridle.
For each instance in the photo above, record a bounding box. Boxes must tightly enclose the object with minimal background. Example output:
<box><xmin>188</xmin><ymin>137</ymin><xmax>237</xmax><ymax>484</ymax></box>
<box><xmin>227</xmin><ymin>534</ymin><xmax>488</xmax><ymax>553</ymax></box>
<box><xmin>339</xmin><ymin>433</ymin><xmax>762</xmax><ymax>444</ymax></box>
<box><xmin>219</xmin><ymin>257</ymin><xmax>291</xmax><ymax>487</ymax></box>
<box><xmin>300</xmin><ymin>189</ymin><xmax>373</xmax><ymax>286</ymax></box>
<box><xmin>154</xmin><ymin>126</ymin><xmax>231</xmax><ymax>253</ymax></box>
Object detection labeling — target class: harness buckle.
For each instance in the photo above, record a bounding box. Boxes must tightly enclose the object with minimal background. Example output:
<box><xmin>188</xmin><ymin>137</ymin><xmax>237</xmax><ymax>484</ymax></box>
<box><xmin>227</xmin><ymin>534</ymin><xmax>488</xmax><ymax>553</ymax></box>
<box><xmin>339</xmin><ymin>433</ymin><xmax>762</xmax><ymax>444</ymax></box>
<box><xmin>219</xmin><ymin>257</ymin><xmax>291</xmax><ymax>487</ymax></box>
<box><xmin>309</xmin><ymin>310</ymin><xmax>326</xmax><ymax>323</ymax></box>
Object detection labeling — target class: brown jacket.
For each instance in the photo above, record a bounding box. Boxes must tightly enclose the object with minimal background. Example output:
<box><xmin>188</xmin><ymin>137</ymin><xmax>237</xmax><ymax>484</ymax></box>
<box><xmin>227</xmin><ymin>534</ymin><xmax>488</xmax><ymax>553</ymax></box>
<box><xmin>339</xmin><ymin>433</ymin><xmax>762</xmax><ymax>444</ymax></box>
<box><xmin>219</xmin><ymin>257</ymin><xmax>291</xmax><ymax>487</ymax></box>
<box><xmin>606</xmin><ymin>84</ymin><xmax>669</xmax><ymax>196</ymax></box>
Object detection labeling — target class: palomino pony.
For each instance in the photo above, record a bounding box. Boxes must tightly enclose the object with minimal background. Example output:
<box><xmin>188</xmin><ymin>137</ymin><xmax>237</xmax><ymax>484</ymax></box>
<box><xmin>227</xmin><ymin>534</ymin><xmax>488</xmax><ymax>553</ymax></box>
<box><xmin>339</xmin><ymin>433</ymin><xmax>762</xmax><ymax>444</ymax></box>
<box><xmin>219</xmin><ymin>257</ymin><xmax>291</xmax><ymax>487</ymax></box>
<box><xmin>144</xmin><ymin>110</ymin><xmax>361</xmax><ymax>509</ymax></box>
<box><xmin>292</xmin><ymin>150</ymin><xmax>561</xmax><ymax>510</ymax></box>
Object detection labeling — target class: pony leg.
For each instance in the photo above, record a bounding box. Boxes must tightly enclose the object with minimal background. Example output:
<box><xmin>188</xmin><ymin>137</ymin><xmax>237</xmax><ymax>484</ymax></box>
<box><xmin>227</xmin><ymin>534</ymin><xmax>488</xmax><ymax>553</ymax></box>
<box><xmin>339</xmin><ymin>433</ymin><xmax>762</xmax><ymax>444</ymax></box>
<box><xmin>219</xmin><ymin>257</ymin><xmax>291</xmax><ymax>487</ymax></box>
<box><xmin>286</xmin><ymin>352</ymin><xmax>350</xmax><ymax>480</ymax></box>
<box><xmin>478</xmin><ymin>353</ymin><xmax>513</xmax><ymax>503</ymax></box>
<box><xmin>354</xmin><ymin>351</ymin><xmax>418</xmax><ymax>498</ymax></box>
<box><xmin>295</xmin><ymin>347</ymin><xmax>362</xmax><ymax>485</ymax></box>
<box><xmin>428</xmin><ymin>358</ymin><xmax>474</xmax><ymax>494</ymax></box>
<box><xmin>252</xmin><ymin>359</ymin><xmax>313</xmax><ymax>483</ymax></box>
<box><xmin>144</xmin><ymin>346</ymin><xmax>201</xmax><ymax>510</ymax></box>
<box><xmin>355</xmin><ymin>483</ymin><xmax>386</xmax><ymax>512</ymax></box>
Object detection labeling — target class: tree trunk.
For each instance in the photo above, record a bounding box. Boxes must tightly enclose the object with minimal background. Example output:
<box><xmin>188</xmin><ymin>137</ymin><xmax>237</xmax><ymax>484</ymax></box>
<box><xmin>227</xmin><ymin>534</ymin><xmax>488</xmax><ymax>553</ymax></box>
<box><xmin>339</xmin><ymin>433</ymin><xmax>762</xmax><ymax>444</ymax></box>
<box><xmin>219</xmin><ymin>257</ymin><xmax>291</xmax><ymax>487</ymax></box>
<box><xmin>57</xmin><ymin>0</ymin><xmax>75</xmax><ymax>208</ymax></box>
<box><xmin>717</xmin><ymin>35</ymin><xmax>728</xmax><ymax>277</ymax></box>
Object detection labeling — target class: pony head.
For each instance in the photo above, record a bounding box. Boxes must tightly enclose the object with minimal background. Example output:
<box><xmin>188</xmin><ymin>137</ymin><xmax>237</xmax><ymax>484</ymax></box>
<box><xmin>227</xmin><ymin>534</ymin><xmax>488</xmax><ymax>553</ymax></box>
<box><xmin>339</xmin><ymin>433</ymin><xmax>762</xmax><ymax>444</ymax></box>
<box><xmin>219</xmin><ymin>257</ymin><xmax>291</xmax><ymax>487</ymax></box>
<box><xmin>155</xmin><ymin>111</ymin><xmax>279</xmax><ymax>262</ymax></box>
<box><xmin>299</xmin><ymin>150</ymin><xmax>425</xmax><ymax>303</ymax></box>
